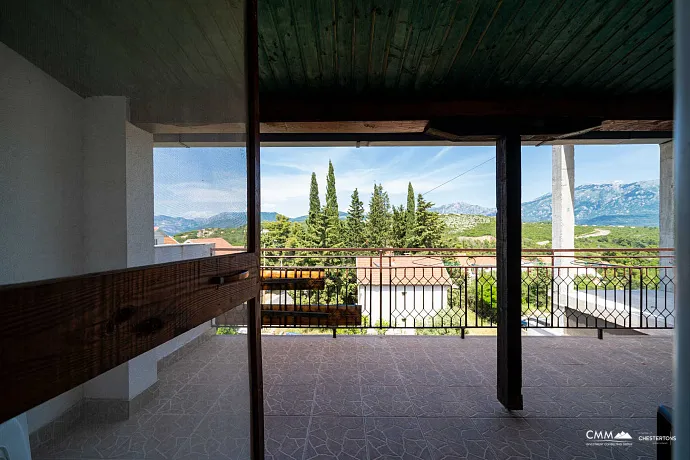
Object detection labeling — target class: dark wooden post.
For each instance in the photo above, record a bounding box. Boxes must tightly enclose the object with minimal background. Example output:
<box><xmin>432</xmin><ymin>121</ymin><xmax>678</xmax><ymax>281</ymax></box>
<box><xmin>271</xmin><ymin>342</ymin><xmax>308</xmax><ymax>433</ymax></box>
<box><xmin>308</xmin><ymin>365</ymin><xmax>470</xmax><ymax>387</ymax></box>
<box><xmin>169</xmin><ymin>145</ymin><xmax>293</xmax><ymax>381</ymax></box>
<box><xmin>496</xmin><ymin>134</ymin><xmax>523</xmax><ymax>410</ymax></box>
<box><xmin>246</xmin><ymin>0</ymin><xmax>264</xmax><ymax>457</ymax></box>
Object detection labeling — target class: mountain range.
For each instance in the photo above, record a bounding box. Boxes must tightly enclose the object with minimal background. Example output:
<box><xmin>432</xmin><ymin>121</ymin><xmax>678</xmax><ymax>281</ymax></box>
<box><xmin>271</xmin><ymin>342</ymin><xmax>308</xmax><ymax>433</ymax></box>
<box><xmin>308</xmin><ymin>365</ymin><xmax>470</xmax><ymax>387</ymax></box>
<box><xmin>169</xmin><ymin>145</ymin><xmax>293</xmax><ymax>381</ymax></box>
<box><xmin>154</xmin><ymin>180</ymin><xmax>660</xmax><ymax>234</ymax></box>
<box><xmin>430</xmin><ymin>180</ymin><xmax>659</xmax><ymax>227</ymax></box>
<box><xmin>155</xmin><ymin>211</ymin><xmax>347</xmax><ymax>234</ymax></box>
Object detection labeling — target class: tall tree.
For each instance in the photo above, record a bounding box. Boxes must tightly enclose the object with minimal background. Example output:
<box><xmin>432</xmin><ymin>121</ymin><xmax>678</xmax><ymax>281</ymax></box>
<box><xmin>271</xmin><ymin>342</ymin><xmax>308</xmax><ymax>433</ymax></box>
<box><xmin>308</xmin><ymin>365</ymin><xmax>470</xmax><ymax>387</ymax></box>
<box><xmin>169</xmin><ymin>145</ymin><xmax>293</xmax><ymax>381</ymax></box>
<box><xmin>306</xmin><ymin>172</ymin><xmax>325</xmax><ymax>247</ymax></box>
<box><xmin>405</xmin><ymin>182</ymin><xmax>416</xmax><ymax>245</ymax></box>
<box><xmin>412</xmin><ymin>194</ymin><xmax>445</xmax><ymax>248</ymax></box>
<box><xmin>307</xmin><ymin>173</ymin><xmax>321</xmax><ymax>226</ymax></box>
<box><xmin>324</xmin><ymin>160</ymin><xmax>341</xmax><ymax>247</ymax></box>
<box><xmin>391</xmin><ymin>205</ymin><xmax>407</xmax><ymax>249</ymax></box>
<box><xmin>366</xmin><ymin>184</ymin><xmax>391</xmax><ymax>247</ymax></box>
<box><xmin>345</xmin><ymin>188</ymin><xmax>366</xmax><ymax>247</ymax></box>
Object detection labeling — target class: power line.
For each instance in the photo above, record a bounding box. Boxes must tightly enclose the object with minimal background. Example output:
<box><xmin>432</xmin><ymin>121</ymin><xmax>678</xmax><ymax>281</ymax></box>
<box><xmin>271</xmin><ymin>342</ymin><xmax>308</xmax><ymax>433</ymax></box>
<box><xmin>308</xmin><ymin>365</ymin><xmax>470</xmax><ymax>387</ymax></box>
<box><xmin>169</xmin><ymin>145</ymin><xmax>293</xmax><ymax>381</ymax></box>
<box><xmin>422</xmin><ymin>155</ymin><xmax>496</xmax><ymax>196</ymax></box>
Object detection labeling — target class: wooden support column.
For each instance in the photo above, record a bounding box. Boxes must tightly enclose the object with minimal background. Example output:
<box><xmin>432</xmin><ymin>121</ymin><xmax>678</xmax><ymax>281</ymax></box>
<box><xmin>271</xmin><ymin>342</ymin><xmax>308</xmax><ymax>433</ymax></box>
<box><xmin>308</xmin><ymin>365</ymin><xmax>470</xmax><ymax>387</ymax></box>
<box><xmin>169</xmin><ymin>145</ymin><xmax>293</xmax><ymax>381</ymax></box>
<box><xmin>245</xmin><ymin>0</ymin><xmax>264</xmax><ymax>457</ymax></box>
<box><xmin>496</xmin><ymin>134</ymin><xmax>524</xmax><ymax>410</ymax></box>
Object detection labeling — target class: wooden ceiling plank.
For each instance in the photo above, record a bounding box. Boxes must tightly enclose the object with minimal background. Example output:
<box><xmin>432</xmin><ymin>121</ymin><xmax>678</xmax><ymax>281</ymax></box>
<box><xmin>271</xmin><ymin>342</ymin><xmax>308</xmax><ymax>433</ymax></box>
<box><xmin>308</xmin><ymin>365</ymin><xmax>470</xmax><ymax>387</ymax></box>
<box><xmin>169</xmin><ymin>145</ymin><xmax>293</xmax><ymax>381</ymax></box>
<box><xmin>601</xmin><ymin>28</ymin><xmax>673</xmax><ymax>91</ymax></box>
<box><xmin>502</xmin><ymin>0</ymin><xmax>591</xmax><ymax>88</ymax></box>
<box><xmin>444</xmin><ymin>0</ymin><xmax>503</xmax><ymax>87</ymax></box>
<box><xmin>458</xmin><ymin>0</ymin><xmax>527</xmax><ymax>89</ymax></box>
<box><xmin>289</xmin><ymin>0</ymin><xmax>324</xmax><ymax>87</ymax></box>
<box><xmin>580</xmin><ymin>2</ymin><xmax>673</xmax><ymax>90</ymax></box>
<box><xmin>406</xmin><ymin>0</ymin><xmax>456</xmax><ymax>90</ymax></box>
<box><xmin>562</xmin><ymin>1</ymin><xmax>672</xmax><ymax>88</ymax></box>
<box><xmin>192</xmin><ymin>0</ymin><xmax>245</xmax><ymax>86</ymax></box>
<box><xmin>452</xmin><ymin>0</ymin><xmax>528</xmax><ymax>88</ymax></box>
<box><xmin>382</xmin><ymin>0</ymin><xmax>417</xmax><ymax>89</ymax></box>
<box><xmin>178</xmin><ymin>0</ymin><xmax>236</xmax><ymax>80</ymax></box>
<box><xmin>312</xmin><ymin>0</ymin><xmax>337</xmax><ymax>88</ymax></box>
<box><xmin>481</xmin><ymin>0</ymin><xmax>564</xmax><ymax>90</ymax></box>
<box><xmin>270</xmin><ymin>0</ymin><xmax>308</xmax><ymax>87</ymax></box>
<box><xmin>536</xmin><ymin>0</ymin><xmax>641</xmax><ymax>90</ymax></box>
<box><xmin>376</xmin><ymin>0</ymin><xmax>403</xmax><ymax>88</ymax></box>
<box><xmin>470</xmin><ymin>0</ymin><xmax>544</xmax><ymax>88</ymax></box>
<box><xmin>352</xmin><ymin>0</ymin><xmax>374</xmax><ymax>93</ymax></box>
<box><xmin>368</xmin><ymin>3</ymin><xmax>394</xmax><ymax>89</ymax></box>
<box><xmin>627</xmin><ymin>58</ymin><xmax>675</xmax><ymax>94</ymax></box>
<box><xmin>529</xmin><ymin>0</ymin><xmax>630</xmax><ymax>89</ymax></box>
<box><xmin>257</xmin><ymin>0</ymin><xmax>295</xmax><ymax>87</ymax></box>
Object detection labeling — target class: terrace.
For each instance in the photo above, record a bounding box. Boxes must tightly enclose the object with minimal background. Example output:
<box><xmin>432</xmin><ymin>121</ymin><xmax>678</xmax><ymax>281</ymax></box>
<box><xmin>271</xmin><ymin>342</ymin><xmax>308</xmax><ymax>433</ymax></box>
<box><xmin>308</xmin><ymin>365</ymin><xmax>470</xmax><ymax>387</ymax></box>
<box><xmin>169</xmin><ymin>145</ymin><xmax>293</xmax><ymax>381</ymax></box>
<box><xmin>32</xmin><ymin>333</ymin><xmax>672</xmax><ymax>459</ymax></box>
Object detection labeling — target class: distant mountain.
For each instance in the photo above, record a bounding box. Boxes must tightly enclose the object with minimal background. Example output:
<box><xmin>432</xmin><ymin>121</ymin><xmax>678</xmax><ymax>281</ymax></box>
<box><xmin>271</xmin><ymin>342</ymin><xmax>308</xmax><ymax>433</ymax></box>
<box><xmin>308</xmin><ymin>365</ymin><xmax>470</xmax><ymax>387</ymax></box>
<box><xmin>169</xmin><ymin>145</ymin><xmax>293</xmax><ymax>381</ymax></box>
<box><xmin>521</xmin><ymin>180</ymin><xmax>659</xmax><ymax>227</ymax></box>
<box><xmin>431</xmin><ymin>202</ymin><xmax>496</xmax><ymax>216</ymax></box>
<box><xmin>155</xmin><ymin>180</ymin><xmax>660</xmax><ymax>234</ymax></box>
<box><xmin>430</xmin><ymin>180</ymin><xmax>659</xmax><ymax>227</ymax></box>
<box><xmin>154</xmin><ymin>210</ymin><xmax>347</xmax><ymax>234</ymax></box>
<box><xmin>155</xmin><ymin>211</ymin><xmax>280</xmax><ymax>234</ymax></box>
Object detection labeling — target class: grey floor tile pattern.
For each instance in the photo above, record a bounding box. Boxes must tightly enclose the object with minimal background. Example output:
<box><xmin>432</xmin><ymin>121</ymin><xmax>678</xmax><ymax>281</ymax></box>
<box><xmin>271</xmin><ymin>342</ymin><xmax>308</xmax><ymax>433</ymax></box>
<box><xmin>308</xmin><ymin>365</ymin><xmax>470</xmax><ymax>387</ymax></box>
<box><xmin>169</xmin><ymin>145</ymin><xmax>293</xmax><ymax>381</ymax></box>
<box><xmin>33</xmin><ymin>335</ymin><xmax>672</xmax><ymax>459</ymax></box>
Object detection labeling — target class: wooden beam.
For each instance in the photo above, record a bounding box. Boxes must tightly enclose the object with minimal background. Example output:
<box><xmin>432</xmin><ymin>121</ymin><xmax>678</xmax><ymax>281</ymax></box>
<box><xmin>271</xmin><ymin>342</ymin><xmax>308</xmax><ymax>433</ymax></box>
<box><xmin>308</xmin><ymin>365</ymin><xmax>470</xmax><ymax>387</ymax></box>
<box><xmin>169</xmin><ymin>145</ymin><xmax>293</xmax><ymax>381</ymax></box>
<box><xmin>261</xmin><ymin>304</ymin><xmax>362</xmax><ymax>327</ymax></box>
<box><xmin>245</xmin><ymin>0</ymin><xmax>264</xmax><ymax>456</ymax></box>
<box><xmin>136</xmin><ymin>120</ymin><xmax>427</xmax><ymax>135</ymax></box>
<box><xmin>0</xmin><ymin>253</ymin><xmax>259</xmax><ymax>425</ymax></box>
<box><xmin>425</xmin><ymin>116</ymin><xmax>604</xmax><ymax>138</ymax></box>
<box><xmin>495</xmin><ymin>134</ymin><xmax>523</xmax><ymax>410</ymax></box>
<box><xmin>260</xmin><ymin>96</ymin><xmax>673</xmax><ymax>123</ymax></box>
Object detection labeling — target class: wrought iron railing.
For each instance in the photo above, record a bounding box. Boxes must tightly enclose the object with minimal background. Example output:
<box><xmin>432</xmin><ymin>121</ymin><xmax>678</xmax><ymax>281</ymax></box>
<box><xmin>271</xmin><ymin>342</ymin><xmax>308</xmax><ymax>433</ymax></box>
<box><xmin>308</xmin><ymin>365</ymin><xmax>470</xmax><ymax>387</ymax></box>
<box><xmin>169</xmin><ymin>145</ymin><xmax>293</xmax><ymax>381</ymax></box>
<box><xmin>217</xmin><ymin>247</ymin><xmax>675</xmax><ymax>332</ymax></box>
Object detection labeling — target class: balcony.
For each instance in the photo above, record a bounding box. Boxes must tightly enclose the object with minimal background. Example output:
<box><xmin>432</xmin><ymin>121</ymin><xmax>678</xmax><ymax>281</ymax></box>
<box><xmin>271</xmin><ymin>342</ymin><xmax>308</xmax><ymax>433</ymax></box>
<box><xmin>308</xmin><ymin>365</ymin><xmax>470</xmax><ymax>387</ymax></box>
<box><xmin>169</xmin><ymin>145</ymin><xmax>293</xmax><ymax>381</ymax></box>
<box><xmin>32</xmin><ymin>333</ymin><xmax>671</xmax><ymax>459</ymax></box>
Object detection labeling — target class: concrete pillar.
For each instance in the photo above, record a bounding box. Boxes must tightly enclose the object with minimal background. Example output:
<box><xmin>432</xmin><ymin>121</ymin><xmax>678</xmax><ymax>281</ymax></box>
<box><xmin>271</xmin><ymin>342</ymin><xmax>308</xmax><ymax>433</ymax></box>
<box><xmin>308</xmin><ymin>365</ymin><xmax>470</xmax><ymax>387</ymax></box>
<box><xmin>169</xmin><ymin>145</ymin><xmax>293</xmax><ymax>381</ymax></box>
<box><xmin>659</xmin><ymin>141</ymin><xmax>675</xmax><ymax>286</ymax></box>
<box><xmin>81</xmin><ymin>96</ymin><xmax>157</xmax><ymax>420</ymax></box>
<box><xmin>674</xmin><ymin>0</ymin><xmax>689</xmax><ymax>456</ymax></box>
<box><xmin>552</xmin><ymin>145</ymin><xmax>575</xmax><ymax>327</ymax></box>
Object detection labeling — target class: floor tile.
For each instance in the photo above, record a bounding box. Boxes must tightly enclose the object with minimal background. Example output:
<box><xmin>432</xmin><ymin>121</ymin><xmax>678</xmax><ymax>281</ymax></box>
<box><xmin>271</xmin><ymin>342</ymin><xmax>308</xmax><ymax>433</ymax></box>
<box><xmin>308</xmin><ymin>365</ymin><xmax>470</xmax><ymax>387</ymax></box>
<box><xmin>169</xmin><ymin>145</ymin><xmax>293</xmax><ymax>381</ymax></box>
<box><xmin>304</xmin><ymin>416</ymin><xmax>367</xmax><ymax>460</ymax></box>
<box><xmin>364</xmin><ymin>417</ymin><xmax>430</xmax><ymax>460</ymax></box>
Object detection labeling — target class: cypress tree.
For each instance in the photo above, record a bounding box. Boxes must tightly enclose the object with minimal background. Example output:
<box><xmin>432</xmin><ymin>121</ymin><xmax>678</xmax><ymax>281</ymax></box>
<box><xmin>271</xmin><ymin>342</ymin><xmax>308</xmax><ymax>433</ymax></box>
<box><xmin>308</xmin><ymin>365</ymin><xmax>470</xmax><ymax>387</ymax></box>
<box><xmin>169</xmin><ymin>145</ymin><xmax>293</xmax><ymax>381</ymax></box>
<box><xmin>345</xmin><ymin>188</ymin><xmax>366</xmax><ymax>247</ymax></box>
<box><xmin>306</xmin><ymin>172</ymin><xmax>325</xmax><ymax>247</ymax></box>
<box><xmin>307</xmin><ymin>172</ymin><xmax>321</xmax><ymax>227</ymax></box>
<box><xmin>366</xmin><ymin>184</ymin><xmax>391</xmax><ymax>247</ymax></box>
<box><xmin>324</xmin><ymin>160</ymin><xmax>341</xmax><ymax>247</ymax></box>
<box><xmin>405</xmin><ymin>182</ymin><xmax>416</xmax><ymax>245</ymax></box>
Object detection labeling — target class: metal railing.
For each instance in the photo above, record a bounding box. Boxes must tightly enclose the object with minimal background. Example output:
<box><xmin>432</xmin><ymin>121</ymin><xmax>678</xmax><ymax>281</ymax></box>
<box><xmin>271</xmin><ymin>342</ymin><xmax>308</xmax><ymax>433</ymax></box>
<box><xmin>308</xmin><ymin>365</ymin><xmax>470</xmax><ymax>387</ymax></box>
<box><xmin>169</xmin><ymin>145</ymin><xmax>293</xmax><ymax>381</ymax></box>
<box><xmin>221</xmin><ymin>247</ymin><xmax>675</xmax><ymax>332</ymax></box>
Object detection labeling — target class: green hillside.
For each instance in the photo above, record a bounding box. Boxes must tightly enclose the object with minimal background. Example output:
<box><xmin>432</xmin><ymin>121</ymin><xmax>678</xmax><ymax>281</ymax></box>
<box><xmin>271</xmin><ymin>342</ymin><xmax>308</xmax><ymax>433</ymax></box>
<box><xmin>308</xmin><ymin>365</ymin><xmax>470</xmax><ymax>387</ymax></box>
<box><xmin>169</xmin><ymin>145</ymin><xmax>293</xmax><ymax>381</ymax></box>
<box><xmin>442</xmin><ymin>214</ymin><xmax>659</xmax><ymax>249</ymax></box>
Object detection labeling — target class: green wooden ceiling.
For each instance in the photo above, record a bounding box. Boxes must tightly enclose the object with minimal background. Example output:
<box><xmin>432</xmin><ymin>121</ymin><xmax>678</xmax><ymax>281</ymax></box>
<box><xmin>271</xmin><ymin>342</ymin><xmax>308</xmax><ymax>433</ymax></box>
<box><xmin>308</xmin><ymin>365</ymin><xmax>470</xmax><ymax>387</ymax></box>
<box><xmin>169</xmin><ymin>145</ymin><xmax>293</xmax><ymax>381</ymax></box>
<box><xmin>0</xmin><ymin>0</ymin><xmax>674</xmax><ymax>127</ymax></box>
<box><xmin>257</xmin><ymin>0</ymin><xmax>673</xmax><ymax>99</ymax></box>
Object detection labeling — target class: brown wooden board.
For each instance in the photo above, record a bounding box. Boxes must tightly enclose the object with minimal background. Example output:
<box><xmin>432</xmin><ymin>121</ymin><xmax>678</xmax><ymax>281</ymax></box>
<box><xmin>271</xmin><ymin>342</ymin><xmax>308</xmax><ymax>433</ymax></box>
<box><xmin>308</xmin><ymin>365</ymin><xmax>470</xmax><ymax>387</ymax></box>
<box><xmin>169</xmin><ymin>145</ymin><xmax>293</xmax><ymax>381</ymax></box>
<box><xmin>261</xmin><ymin>304</ymin><xmax>362</xmax><ymax>327</ymax></box>
<box><xmin>261</xmin><ymin>278</ymin><xmax>326</xmax><ymax>291</ymax></box>
<box><xmin>0</xmin><ymin>253</ymin><xmax>259</xmax><ymax>425</ymax></box>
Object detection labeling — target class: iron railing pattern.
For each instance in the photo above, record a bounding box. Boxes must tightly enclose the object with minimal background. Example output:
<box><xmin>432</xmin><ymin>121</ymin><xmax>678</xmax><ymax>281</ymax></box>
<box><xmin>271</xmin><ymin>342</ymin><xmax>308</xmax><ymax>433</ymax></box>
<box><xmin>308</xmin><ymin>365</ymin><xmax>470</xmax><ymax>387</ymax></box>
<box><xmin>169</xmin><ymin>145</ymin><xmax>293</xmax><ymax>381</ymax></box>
<box><xmin>226</xmin><ymin>248</ymin><xmax>675</xmax><ymax>331</ymax></box>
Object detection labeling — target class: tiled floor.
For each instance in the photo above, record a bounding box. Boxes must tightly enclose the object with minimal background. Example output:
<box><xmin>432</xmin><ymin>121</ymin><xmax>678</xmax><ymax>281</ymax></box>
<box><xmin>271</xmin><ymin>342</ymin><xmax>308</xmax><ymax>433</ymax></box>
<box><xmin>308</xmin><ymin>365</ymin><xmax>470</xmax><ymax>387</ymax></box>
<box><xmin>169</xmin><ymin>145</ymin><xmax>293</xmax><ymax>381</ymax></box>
<box><xmin>34</xmin><ymin>334</ymin><xmax>673</xmax><ymax>460</ymax></box>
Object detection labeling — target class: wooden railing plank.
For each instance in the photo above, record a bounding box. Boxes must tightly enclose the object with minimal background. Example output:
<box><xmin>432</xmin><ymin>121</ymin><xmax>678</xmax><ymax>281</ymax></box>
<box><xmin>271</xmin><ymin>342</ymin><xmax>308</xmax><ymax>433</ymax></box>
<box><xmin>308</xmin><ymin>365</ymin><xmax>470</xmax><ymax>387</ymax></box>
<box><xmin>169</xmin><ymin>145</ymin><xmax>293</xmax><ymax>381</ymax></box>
<box><xmin>0</xmin><ymin>253</ymin><xmax>259</xmax><ymax>424</ymax></box>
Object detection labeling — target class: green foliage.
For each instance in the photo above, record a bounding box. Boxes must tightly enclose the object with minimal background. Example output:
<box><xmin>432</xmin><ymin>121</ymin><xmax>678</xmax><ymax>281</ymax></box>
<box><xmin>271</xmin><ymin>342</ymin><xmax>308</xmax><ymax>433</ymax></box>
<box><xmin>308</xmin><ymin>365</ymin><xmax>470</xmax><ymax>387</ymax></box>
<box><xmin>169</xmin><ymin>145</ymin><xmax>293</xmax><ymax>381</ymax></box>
<box><xmin>324</xmin><ymin>160</ymin><xmax>342</xmax><ymax>247</ymax></box>
<box><xmin>216</xmin><ymin>327</ymin><xmax>238</xmax><ymax>335</ymax></box>
<box><xmin>390</xmin><ymin>205</ymin><xmax>407</xmax><ymax>249</ymax></box>
<box><xmin>405</xmin><ymin>182</ymin><xmax>416</xmax><ymax>246</ymax></box>
<box><xmin>345</xmin><ymin>188</ymin><xmax>366</xmax><ymax>248</ymax></box>
<box><xmin>366</xmin><ymin>184</ymin><xmax>391</xmax><ymax>247</ymax></box>
<box><xmin>174</xmin><ymin>226</ymin><xmax>246</xmax><ymax>246</ymax></box>
<box><xmin>411</xmin><ymin>194</ymin><xmax>445</xmax><ymax>248</ymax></box>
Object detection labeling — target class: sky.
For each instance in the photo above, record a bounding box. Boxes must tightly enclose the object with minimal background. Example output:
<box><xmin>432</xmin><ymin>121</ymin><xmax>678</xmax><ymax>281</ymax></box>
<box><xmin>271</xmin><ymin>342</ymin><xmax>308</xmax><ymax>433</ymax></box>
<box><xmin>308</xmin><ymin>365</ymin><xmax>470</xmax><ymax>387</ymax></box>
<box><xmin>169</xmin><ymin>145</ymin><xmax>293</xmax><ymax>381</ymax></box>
<box><xmin>154</xmin><ymin>144</ymin><xmax>661</xmax><ymax>219</ymax></box>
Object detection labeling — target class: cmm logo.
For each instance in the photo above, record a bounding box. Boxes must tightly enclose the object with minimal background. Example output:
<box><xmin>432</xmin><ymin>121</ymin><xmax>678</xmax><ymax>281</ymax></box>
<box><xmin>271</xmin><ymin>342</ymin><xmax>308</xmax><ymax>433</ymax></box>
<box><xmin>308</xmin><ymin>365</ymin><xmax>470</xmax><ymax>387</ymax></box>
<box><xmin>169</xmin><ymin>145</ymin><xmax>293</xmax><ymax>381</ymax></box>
<box><xmin>586</xmin><ymin>430</ymin><xmax>633</xmax><ymax>442</ymax></box>
<box><xmin>587</xmin><ymin>430</ymin><xmax>614</xmax><ymax>440</ymax></box>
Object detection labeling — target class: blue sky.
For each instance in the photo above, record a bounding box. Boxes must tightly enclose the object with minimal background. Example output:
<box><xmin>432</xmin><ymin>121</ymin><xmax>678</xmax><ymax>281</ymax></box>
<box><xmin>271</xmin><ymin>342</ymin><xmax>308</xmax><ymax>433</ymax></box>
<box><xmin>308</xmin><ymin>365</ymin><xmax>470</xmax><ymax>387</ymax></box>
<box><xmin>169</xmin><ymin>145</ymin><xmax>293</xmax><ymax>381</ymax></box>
<box><xmin>154</xmin><ymin>144</ymin><xmax>660</xmax><ymax>218</ymax></box>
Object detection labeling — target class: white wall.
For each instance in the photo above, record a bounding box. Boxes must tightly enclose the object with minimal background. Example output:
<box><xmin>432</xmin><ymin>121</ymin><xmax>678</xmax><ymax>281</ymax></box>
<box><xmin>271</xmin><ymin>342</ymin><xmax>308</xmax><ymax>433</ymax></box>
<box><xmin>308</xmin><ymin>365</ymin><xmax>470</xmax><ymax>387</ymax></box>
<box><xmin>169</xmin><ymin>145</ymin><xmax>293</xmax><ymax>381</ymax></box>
<box><xmin>25</xmin><ymin>387</ymin><xmax>83</xmax><ymax>434</ymax></box>
<box><xmin>126</xmin><ymin>122</ymin><xmax>154</xmax><ymax>268</ymax></box>
<box><xmin>0</xmin><ymin>42</ymin><xmax>85</xmax><ymax>285</ymax></box>
<box><xmin>359</xmin><ymin>285</ymin><xmax>448</xmax><ymax>327</ymax></box>
<box><xmin>155</xmin><ymin>243</ymin><xmax>213</xmax><ymax>264</ymax></box>
<box><xmin>0</xmin><ymin>43</ymin><xmax>210</xmax><ymax>440</ymax></box>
